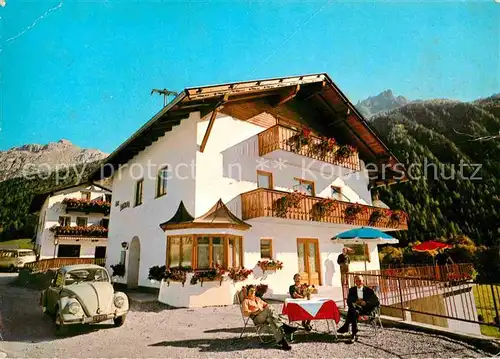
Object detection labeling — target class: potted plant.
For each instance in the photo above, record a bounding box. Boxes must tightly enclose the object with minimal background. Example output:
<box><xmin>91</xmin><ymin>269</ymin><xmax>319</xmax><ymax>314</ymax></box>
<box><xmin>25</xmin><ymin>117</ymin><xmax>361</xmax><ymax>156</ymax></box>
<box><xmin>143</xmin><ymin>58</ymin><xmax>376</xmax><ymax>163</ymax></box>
<box><xmin>227</xmin><ymin>267</ymin><xmax>253</xmax><ymax>282</ymax></box>
<box><xmin>148</xmin><ymin>265</ymin><xmax>166</xmax><ymax>282</ymax></box>
<box><xmin>257</xmin><ymin>259</ymin><xmax>284</xmax><ymax>271</ymax></box>
<box><xmin>344</xmin><ymin>203</ymin><xmax>367</xmax><ymax>224</ymax></box>
<box><xmin>309</xmin><ymin>136</ymin><xmax>337</xmax><ymax>160</ymax></box>
<box><xmin>368</xmin><ymin>209</ymin><xmax>389</xmax><ymax>226</ymax></box>
<box><xmin>273</xmin><ymin>190</ymin><xmax>306</xmax><ymax>218</ymax></box>
<box><xmin>164</xmin><ymin>266</ymin><xmax>193</xmax><ymax>286</ymax></box>
<box><xmin>110</xmin><ymin>263</ymin><xmax>125</xmax><ymax>278</ymax></box>
<box><xmin>387</xmin><ymin>210</ymin><xmax>408</xmax><ymax>227</ymax></box>
<box><xmin>190</xmin><ymin>264</ymin><xmax>226</xmax><ymax>286</ymax></box>
<box><xmin>285</xmin><ymin>127</ymin><xmax>312</xmax><ymax>153</ymax></box>
<box><xmin>300</xmin><ymin>283</ymin><xmax>318</xmax><ymax>300</ymax></box>
<box><xmin>334</xmin><ymin>144</ymin><xmax>357</xmax><ymax>162</ymax></box>
<box><xmin>311</xmin><ymin>197</ymin><xmax>338</xmax><ymax>220</ymax></box>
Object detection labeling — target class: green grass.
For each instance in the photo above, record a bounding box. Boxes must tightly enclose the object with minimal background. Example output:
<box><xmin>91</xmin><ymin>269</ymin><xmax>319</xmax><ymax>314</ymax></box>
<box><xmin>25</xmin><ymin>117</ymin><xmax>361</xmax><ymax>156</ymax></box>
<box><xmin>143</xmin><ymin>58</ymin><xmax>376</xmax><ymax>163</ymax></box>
<box><xmin>473</xmin><ymin>284</ymin><xmax>500</xmax><ymax>338</ymax></box>
<box><xmin>0</xmin><ymin>238</ymin><xmax>33</xmax><ymax>249</ymax></box>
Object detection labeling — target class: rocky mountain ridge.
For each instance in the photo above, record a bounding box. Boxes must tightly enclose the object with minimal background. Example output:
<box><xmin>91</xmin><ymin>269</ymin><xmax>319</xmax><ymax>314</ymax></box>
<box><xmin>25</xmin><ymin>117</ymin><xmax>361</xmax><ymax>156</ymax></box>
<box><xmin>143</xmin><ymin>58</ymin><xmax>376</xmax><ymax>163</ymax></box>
<box><xmin>0</xmin><ymin>139</ymin><xmax>108</xmax><ymax>182</ymax></box>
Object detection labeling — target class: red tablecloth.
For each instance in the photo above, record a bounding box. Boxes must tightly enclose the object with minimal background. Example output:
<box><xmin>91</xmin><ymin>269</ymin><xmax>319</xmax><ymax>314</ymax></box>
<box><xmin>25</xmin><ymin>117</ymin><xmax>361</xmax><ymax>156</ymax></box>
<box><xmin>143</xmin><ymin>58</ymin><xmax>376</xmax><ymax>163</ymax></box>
<box><xmin>282</xmin><ymin>298</ymin><xmax>340</xmax><ymax>323</ymax></box>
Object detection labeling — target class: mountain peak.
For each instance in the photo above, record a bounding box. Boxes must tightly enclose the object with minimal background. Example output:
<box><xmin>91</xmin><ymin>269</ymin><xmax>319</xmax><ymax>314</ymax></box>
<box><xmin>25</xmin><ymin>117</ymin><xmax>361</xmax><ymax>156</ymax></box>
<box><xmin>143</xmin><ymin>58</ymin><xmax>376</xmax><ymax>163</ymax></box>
<box><xmin>0</xmin><ymin>140</ymin><xmax>108</xmax><ymax>182</ymax></box>
<box><xmin>356</xmin><ymin>90</ymin><xmax>410</xmax><ymax>118</ymax></box>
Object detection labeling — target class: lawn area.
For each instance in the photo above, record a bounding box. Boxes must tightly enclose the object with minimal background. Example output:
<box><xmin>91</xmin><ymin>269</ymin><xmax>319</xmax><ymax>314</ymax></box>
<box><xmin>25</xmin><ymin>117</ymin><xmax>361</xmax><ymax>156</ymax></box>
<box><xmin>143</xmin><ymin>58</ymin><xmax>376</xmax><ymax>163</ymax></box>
<box><xmin>0</xmin><ymin>238</ymin><xmax>33</xmax><ymax>249</ymax></box>
<box><xmin>473</xmin><ymin>284</ymin><xmax>500</xmax><ymax>338</ymax></box>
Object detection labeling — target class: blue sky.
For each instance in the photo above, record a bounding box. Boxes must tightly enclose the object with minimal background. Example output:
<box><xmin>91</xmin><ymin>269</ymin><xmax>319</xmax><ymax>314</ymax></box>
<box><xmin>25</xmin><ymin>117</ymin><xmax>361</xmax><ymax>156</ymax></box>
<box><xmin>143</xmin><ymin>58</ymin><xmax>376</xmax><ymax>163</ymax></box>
<box><xmin>1</xmin><ymin>0</ymin><xmax>498</xmax><ymax>153</ymax></box>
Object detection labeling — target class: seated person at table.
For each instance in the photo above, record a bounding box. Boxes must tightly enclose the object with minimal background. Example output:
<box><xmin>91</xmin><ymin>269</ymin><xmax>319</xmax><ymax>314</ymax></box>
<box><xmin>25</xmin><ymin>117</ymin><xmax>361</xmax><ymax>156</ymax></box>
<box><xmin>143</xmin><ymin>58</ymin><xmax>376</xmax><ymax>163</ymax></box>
<box><xmin>337</xmin><ymin>275</ymin><xmax>380</xmax><ymax>340</ymax></box>
<box><xmin>289</xmin><ymin>273</ymin><xmax>312</xmax><ymax>331</ymax></box>
<box><xmin>242</xmin><ymin>285</ymin><xmax>297</xmax><ymax>351</ymax></box>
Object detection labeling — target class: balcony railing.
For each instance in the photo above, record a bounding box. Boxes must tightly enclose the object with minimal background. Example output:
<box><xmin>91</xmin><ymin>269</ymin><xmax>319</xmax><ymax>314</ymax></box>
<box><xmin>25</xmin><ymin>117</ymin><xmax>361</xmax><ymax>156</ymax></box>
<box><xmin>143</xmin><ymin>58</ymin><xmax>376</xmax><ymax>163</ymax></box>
<box><xmin>240</xmin><ymin>188</ymin><xmax>408</xmax><ymax>230</ymax></box>
<box><xmin>258</xmin><ymin>124</ymin><xmax>361</xmax><ymax>171</ymax></box>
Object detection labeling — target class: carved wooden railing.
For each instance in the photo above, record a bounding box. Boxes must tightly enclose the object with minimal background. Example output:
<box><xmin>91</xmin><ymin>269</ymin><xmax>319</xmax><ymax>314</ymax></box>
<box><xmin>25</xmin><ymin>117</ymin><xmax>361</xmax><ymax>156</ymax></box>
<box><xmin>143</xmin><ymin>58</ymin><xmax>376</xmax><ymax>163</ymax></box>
<box><xmin>240</xmin><ymin>188</ymin><xmax>408</xmax><ymax>230</ymax></box>
<box><xmin>257</xmin><ymin>124</ymin><xmax>361</xmax><ymax>171</ymax></box>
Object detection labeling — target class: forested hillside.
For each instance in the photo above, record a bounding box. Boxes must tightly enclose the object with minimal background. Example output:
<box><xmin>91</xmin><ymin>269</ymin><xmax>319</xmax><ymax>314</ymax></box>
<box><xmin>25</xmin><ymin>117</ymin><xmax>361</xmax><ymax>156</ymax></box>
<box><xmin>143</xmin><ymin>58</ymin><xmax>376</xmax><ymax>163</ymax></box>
<box><xmin>370</xmin><ymin>96</ymin><xmax>500</xmax><ymax>248</ymax></box>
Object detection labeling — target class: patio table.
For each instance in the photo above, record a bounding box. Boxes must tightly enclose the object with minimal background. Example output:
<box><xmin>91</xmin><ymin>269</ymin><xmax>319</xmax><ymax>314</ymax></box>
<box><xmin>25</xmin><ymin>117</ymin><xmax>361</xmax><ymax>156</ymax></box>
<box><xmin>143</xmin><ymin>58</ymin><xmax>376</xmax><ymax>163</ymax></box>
<box><xmin>281</xmin><ymin>297</ymin><xmax>340</xmax><ymax>339</ymax></box>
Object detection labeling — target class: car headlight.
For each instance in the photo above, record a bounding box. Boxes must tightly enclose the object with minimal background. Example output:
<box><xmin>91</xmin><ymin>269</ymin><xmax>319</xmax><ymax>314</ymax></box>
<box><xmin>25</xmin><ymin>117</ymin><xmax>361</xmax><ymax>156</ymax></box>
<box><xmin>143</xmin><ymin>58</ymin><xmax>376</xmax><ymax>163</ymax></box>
<box><xmin>114</xmin><ymin>296</ymin><xmax>125</xmax><ymax>308</ymax></box>
<box><xmin>68</xmin><ymin>302</ymin><xmax>81</xmax><ymax>314</ymax></box>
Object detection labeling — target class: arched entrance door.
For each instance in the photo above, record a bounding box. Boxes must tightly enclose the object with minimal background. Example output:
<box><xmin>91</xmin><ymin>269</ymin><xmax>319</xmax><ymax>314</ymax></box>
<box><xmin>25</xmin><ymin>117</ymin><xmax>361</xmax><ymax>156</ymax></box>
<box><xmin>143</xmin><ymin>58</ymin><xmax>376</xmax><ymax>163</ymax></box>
<box><xmin>127</xmin><ymin>237</ymin><xmax>141</xmax><ymax>289</ymax></box>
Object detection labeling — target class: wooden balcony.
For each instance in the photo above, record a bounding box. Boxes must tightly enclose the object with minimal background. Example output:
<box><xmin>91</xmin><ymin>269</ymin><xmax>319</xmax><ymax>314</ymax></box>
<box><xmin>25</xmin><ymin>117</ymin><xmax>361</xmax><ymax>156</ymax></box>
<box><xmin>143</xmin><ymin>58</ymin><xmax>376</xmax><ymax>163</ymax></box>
<box><xmin>258</xmin><ymin>124</ymin><xmax>361</xmax><ymax>171</ymax></box>
<box><xmin>241</xmin><ymin>188</ymin><xmax>408</xmax><ymax>230</ymax></box>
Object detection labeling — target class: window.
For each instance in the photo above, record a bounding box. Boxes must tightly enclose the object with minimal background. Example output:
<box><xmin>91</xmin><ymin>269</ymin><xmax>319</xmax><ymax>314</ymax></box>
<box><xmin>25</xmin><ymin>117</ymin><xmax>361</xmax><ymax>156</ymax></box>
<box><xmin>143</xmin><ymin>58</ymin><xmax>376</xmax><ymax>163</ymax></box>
<box><xmin>331</xmin><ymin>186</ymin><xmax>342</xmax><ymax>201</ymax></box>
<box><xmin>344</xmin><ymin>244</ymin><xmax>370</xmax><ymax>262</ymax></box>
<box><xmin>58</xmin><ymin>216</ymin><xmax>71</xmax><ymax>226</ymax></box>
<box><xmin>101</xmin><ymin>218</ymin><xmax>109</xmax><ymax>229</ymax></box>
<box><xmin>167</xmin><ymin>236</ymin><xmax>193</xmax><ymax>268</ymax></box>
<box><xmin>120</xmin><ymin>250</ymin><xmax>126</xmax><ymax>265</ymax></box>
<box><xmin>57</xmin><ymin>244</ymin><xmax>81</xmax><ymax>258</ymax></box>
<box><xmin>105</xmin><ymin>194</ymin><xmax>112</xmax><ymax>203</ymax></box>
<box><xmin>293</xmin><ymin>178</ymin><xmax>315</xmax><ymax>196</ymax></box>
<box><xmin>257</xmin><ymin>171</ymin><xmax>273</xmax><ymax>189</ymax></box>
<box><xmin>260</xmin><ymin>239</ymin><xmax>273</xmax><ymax>259</ymax></box>
<box><xmin>76</xmin><ymin>217</ymin><xmax>88</xmax><ymax>227</ymax></box>
<box><xmin>134</xmin><ymin>179</ymin><xmax>144</xmax><ymax>206</ymax></box>
<box><xmin>156</xmin><ymin>166</ymin><xmax>168</xmax><ymax>198</ymax></box>
<box><xmin>167</xmin><ymin>235</ymin><xmax>243</xmax><ymax>269</ymax></box>
<box><xmin>94</xmin><ymin>246</ymin><xmax>107</xmax><ymax>259</ymax></box>
<box><xmin>81</xmin><ymin>191</ymin><xmax>91</xmax><ymax>200</ymax></box>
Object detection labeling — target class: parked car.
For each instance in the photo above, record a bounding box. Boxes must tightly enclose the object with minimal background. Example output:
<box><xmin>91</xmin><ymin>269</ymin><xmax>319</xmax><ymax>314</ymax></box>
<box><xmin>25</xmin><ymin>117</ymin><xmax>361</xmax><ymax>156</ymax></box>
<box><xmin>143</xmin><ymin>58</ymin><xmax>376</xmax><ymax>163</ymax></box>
<box><xmin>40</xmin><ymin>264</ymin><xmax>129</xmax><ymax>335</ymax></box>
<box><xmin>0</xmin><ymin>249</ymin><xmax>36</xmax><ymax>271</ymax></box>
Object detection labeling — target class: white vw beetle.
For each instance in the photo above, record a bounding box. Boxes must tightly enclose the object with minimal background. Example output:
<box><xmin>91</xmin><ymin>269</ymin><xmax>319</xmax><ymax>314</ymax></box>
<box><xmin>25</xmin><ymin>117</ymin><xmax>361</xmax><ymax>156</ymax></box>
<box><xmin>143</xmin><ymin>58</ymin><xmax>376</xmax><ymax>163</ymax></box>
<box><xmin>40</xmin><ymin>264</ymin><xmax>129</xmax><ymax>335</ymax></box>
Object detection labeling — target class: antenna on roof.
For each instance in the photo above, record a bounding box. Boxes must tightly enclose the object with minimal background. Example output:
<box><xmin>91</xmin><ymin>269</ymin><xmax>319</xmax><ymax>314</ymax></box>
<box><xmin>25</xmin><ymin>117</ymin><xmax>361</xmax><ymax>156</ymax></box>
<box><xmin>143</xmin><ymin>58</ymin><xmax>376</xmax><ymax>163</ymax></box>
<box><xmin>151</xmin><ymin>88</ymin><xmax>179</xmax><ymax>107</ymax></box>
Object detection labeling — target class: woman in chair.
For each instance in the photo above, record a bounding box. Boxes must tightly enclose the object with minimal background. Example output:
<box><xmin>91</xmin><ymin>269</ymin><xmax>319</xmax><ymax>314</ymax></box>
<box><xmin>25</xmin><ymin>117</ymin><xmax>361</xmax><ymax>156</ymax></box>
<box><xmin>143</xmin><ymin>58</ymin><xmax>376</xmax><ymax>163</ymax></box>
<box><xmin>289</xmin><ymin>273</ymin><xmax>312</xmax><ymax>331</ymax></box>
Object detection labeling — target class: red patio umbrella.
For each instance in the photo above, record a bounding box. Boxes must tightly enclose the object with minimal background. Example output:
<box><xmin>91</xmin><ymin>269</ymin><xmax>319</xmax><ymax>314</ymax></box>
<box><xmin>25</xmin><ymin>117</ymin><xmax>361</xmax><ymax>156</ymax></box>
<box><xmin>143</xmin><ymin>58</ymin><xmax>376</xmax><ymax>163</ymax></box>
<box><xmin>412</xmin><ymin>240</ymin><xmax>452</xmax><ymax>252</ymax></box>
<box><xmin>412</xmin><ymin>240</ymin><xmax>452</xmax><ymax>267</ymax></box>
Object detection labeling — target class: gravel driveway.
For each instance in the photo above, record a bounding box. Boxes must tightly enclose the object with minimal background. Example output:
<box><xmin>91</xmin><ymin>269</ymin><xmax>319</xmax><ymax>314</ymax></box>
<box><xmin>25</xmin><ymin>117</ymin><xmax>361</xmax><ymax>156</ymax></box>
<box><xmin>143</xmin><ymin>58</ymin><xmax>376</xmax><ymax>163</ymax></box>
<box><xmin>0</xmin><ymin>274</ymin><xmax>492</xmax><ymax>358</ymax></box>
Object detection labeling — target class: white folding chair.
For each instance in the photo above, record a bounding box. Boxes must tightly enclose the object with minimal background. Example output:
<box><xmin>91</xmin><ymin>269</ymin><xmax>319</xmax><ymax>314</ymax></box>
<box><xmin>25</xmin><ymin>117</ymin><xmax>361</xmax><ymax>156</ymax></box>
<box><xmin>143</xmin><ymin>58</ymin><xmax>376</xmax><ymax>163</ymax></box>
<box><xmin>236</xmin><ymin>291</ymin><xmax>273</xmax><ymax>343</ymax></box>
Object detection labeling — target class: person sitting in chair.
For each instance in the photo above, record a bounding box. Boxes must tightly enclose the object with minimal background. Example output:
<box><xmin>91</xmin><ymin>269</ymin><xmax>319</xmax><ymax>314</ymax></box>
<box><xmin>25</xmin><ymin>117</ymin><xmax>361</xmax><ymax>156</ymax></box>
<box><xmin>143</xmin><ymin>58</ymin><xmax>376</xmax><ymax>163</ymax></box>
<box><xmin>289</xmin><ymin>273</ymin><xmax>312</xmax><ymax>331</ymax></box>
<box><xmin>337</xmin><ymin>274</ymin><xmax>380</xmax><ymax>340</ymax></box>
<box><xmin>242</xmin><ymin>285</ymin><xmax>297</xmax><ymax>351</ymax></box>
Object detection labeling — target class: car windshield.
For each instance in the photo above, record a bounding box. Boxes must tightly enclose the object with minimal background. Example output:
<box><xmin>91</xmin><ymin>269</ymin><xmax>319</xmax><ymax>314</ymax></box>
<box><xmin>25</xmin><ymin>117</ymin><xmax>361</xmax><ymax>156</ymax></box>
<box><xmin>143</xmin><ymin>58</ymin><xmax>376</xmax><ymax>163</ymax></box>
<box><xmin>65</xmin><ymin>268</ymin><xmax>110</xmax><ymax>285</ymax></box>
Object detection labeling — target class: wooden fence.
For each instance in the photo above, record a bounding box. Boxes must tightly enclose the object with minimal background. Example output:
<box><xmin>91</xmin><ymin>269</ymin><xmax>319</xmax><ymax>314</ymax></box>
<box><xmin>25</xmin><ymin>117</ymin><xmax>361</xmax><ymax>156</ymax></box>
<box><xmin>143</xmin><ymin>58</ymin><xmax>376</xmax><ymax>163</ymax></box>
<box><xmin>24</xmin><ymin>257</ymin><xmax>106</xmax><ymax>273</ymax></box>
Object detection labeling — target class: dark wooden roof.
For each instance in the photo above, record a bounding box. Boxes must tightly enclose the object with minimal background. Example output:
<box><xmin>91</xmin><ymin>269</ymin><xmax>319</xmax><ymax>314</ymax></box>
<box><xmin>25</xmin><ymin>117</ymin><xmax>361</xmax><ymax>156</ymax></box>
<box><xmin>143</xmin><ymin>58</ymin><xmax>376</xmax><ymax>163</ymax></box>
<box><xmin>90</xmin><ymin>73</ymin><xmax>406</xmax><ymax>184</ymax></box>
<box><xmin>160</xmin><ymin>199</ymin><xmax>251</xmax><ymax>231</ymax></box>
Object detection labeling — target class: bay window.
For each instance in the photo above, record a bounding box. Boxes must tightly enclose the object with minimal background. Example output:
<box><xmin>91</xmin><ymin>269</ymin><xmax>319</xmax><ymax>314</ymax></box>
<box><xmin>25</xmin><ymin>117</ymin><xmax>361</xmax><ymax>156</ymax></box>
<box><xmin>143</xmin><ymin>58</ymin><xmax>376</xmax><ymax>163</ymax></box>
<box><xmin>167</xmin><ymin>234</ymin><xmax>243</xmax><ymax>269</ymax></box>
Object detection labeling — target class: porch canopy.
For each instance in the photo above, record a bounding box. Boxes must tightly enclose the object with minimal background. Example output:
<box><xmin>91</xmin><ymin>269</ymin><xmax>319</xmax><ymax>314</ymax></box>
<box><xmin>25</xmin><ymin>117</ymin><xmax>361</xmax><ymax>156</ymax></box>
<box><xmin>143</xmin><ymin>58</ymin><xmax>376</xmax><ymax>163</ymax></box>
<box><xmin>159</xmin><ymin>199</ymin><xmax>251</xmax><ymax>231</ymax></box>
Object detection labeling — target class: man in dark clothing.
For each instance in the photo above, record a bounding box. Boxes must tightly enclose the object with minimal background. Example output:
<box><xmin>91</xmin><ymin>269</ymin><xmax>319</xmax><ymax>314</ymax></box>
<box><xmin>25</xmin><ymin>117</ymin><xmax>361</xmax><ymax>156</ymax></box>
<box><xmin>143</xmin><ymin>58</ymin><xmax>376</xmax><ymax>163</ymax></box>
<box><xmin>337</xmin><ymin>274</ymin><xmax>380</xmax><ymax>340</ymax></box>
<box><xmin>337</xmin><ymin>247</ymin><xmax>350</xmax><ymax>287</ymax></box>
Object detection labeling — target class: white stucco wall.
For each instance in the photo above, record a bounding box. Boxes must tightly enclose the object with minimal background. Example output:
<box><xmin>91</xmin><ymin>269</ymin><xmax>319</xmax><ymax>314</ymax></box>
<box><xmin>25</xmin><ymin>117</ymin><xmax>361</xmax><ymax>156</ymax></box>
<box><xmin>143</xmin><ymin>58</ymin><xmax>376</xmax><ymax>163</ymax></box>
<box><xmin>106</xmin><ymin>112</ymin><xmax>198</xmax><ymax>288</ymax></box>
<box><xmin>35</xmin><ymin>185</ymin><xmax>111</xmax><ymax>259</ymax></box>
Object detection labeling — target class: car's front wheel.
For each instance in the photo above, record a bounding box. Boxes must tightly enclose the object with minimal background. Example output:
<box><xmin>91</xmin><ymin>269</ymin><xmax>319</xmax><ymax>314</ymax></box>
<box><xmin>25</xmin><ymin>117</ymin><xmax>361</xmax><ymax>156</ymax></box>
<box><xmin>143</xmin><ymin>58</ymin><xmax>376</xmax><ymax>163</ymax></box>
<box><xmin>54</xmin><ymin>312</ymin><xmax>68</xmax><ymax>336</ymax></box>
<box><xmin>113</xmin><ymin>315</ymin><xmax>126</xmax><ymax>327</ymax></box>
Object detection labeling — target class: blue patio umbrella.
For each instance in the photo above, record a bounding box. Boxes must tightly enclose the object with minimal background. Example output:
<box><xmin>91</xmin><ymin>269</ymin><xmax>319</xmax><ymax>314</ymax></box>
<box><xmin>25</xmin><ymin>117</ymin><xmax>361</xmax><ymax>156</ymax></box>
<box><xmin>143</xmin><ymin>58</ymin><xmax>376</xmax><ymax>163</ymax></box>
<box><xmin>331</xmin><ymin>227</ymin><xmax>399</xmax><ymax>271</ymax></box>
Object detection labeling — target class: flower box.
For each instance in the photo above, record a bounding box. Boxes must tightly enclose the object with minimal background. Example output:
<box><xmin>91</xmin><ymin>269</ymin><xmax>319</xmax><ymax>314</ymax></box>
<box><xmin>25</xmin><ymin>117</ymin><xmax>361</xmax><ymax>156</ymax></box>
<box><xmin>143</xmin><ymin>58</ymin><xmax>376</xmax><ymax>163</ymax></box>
<box><xmin>227</xmin><ymin>267</ymin><xmax>253</xmax><ymax>282</ymax></box>
<box><xmin>190</xmin><ymin>265</ymin><xmax>227</xmax><ymax>286</ymax></box>
<box><xmin>50</xmin><ymin>225</ymin><xmax>108</xmax><ymax>238</ymax></box>
<box><xmin>311</xmin><ymin>198</ymin><xmax>338</xmax><ymax>220</ymax></box>
<box><xmin>257</xmin><ymin>259</ymin><xmax>283</xmax><ymax>272</ymax></box>
<box><xmin>273</xmin><ymin>190</ymin><xmax>306</xmax><ymax>218</ymax></box>
<box><xmin>62</xmin><ymin>197</ymin><xmax>111</xmax><ymax>214</ymax></box>
<box><xmin>344</xmin><ymin>203</ymin><xmax>368</xmax><ymax>224</ymax></box>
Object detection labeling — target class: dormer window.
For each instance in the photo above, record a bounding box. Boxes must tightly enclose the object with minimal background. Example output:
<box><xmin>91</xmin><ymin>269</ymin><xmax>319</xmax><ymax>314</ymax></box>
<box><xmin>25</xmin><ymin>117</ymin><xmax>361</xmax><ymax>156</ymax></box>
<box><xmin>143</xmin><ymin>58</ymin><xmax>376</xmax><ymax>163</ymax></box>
<box><xmin>134</xmin><ymin>179</ymin><xmax>144</xmax><ymax>206</ymax></box>
<box><xmin>81</xmin><ymin>191</ymin><xmax>91</xmax><ymax>200</ymax></box>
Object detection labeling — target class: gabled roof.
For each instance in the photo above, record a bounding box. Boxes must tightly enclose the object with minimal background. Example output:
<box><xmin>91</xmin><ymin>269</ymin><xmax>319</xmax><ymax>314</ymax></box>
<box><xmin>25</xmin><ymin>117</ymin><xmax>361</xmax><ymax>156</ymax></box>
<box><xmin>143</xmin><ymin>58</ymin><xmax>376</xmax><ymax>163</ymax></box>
<box><xmin>90</xmin><ymin>73</ymin><xmax>406</xmax><ymax>185</ymax></box>
<box><xmin>29</xmin><ymin>182</ymin><xmax>111</xmax><ymax>213</ymax></box>
<box><xmin>160</xmin><ymin>199</ymin><xmax>251</xmax><ymax>231</ymax></box>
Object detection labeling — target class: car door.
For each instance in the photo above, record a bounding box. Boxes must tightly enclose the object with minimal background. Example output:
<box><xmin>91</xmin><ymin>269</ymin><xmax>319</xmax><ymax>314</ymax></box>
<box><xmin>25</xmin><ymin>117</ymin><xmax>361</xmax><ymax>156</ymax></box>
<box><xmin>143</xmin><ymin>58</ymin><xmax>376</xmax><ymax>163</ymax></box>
<box><xmin>47</xmin><ymin>271</ymin><xmax>64</xmax><ymax>314</ymax></box>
